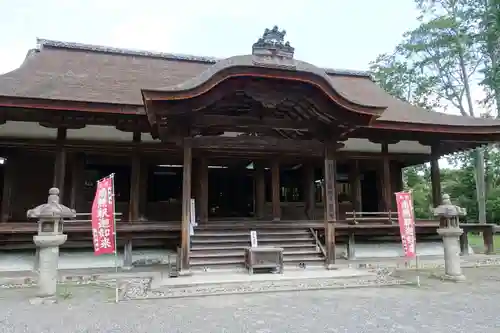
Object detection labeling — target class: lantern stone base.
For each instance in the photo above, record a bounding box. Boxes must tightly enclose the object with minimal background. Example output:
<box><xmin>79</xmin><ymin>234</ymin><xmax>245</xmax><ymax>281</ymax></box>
<box><xmin>177</xmin><ymin>269</ymin><xmax>193</xmax><ymax>277</ymax></box>
<box><xmin>441</xmin><ymin>273</ymin><xmax>466</xmax><ymax>282</ymax></box>
<box><xmin>33</xmin><ymin>234</ymin><xmax>67</xmax><ymax>299</ymax></box>
<box><xmin>29</xmin><ymin>295</ymin><xmax>58</xmax><ymax>305</ymax></box>
<box><xmin>326</xmin><ymin>264</ymin><xmax>339</xmax><ymax>270</ymax></box>
<box><xmin>437</xmin><ymin>227</ymin><xmax>465</xmax><ymax>282</ymax></box>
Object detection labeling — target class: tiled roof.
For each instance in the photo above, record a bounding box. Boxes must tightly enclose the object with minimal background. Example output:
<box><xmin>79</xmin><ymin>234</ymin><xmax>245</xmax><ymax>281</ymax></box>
<box><xmin>0</xmin><ymin>38</ymin><xmax>499</xmax><ymax>128</ymax></box>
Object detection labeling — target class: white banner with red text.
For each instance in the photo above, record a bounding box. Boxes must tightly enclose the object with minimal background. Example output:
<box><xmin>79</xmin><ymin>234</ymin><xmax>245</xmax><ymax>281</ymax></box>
<box><xmin>91</xmin><ymin>175</ymin><xmax>116</xmax><ymax>256</ymax></box>
<box><xmin>395</xmin><ymin>191</ymin><xmax>417</xmax><ymax>258</ymax></box>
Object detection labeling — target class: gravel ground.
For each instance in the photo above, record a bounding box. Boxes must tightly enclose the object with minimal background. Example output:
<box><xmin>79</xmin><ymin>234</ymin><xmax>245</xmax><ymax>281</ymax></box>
<box><xmin>0</xmin><ymin>267</ymin><xmax>499</xmax><ymax>333</ymax></box>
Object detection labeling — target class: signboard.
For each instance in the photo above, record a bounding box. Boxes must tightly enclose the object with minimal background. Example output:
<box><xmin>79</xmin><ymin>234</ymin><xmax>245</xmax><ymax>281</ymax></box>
<box><xmin>91</xmin><ymin>175</ymin><xmax>116</xmax><ymax>256</ymax></box>
<box><xmin>395</xmin><ymin>191</ymin><xmax>416</xmax><ymax>258</ymax></box>
<box><xmin>250</xmin><ymin>230</ymin><xmax>258</xmax><ymax>247</ymax></box>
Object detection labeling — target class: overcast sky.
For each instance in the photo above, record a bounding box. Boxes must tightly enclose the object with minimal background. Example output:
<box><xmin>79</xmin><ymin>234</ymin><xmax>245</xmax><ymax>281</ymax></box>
<box><xmin>0</xmin><ymin>0</ymin><xmax>420</xmax><ymax>74</ymax></box>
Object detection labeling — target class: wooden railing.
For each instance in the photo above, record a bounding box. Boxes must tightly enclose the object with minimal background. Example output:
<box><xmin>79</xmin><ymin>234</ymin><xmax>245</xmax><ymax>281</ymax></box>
<box><xmin>309</xmin><ymin>227</ymin><xmax>326</xmax><ymax>257</ymax></box>
<box><xmin>66</xmin><ymin>212</ymin><xmax>123</xmax><ymax>223</ymax></box>
<box><xmin>345</xmin><ymin>211</ymin><xmax>398</xmax><ymax>225</ymax></box>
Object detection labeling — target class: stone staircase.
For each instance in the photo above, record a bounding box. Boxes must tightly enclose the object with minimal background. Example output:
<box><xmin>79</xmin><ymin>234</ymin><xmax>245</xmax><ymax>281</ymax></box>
<box><xmin>190</xmin><ymin>225</ymin><xmax>325</xmax><ymax>270</ymax></box>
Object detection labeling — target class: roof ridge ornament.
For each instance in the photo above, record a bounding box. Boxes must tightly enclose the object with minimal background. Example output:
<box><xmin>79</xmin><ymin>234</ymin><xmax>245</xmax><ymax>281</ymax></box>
<box><xmin>252</xmin><ymin>26</ymin><xmax>296</xmax><ymax>69</ymax></box>
<box><xmin>252</xmin><ymin>26</ymin><xmax>295</xmax><ymax>58</ymax></box>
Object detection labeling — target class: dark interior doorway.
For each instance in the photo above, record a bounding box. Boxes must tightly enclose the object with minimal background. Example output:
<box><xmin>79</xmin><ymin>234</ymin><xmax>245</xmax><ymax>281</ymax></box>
<box><xmin>361</xmin><ymin>170</ymin><xmax>379</xmax><ymax>212</ymax></box>
<box><xmin>208</xmin><ymin>166</ymin><xmax>254</xmax><ymax>218</ymax></box>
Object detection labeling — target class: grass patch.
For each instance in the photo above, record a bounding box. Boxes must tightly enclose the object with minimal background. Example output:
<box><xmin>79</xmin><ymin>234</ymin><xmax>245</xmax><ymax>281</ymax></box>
<box><xmin>56</xmin><ymin>283</ymin><xmax>117</xmax><ymax>302</ymax></box>
<box><xmin>467</xmin><ymin>233</ymin><xmax>500</xmax><ymax>253</ymax></box>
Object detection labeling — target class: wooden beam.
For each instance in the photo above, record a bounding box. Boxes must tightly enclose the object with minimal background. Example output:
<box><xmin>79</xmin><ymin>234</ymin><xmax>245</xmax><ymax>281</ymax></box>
<box><xmin>128</xmin><ymin>133</ymin><xmax>142</xmax><ymax>222</ymax></box>
<box><xmin>180</xmin><ymin>140</ymin><xmax>192</xmax><ymax>272</ymax></box>
<box><xmin>198</xmin><ymin>156</ymin><xmax>208</xmax><ymax>223</ymax></box>
<box><xmin>53</xmin><ymin>128</ymin><xmax>67</xmax><ymax>200</ymax></box>
<box><xmin>69</xmin><ymin>152</ymin><xmax>85</xmax><ymax>211</ymax></box>
<box><xmin>304</xmin><ymin>163</ymin><xmax>316</xmax><ymax>220</ymax></box>
<box><xmin>188</xmin><ymin>136</ymin><xmax>324</xmax><ymax>153</ymax></box>
<box><xmin>254</xmin><ymin>163</ymin><xmax>265</xmax><ymax>219</ymax></box>
<box><xmin>1</xmin><ymin>150</ymin><xmax>14</xmax><ymax>222</ymax></box>
<box><xmin>139</xmin><ymin>160</ymin><xmax>148</xmax><ymax>216</ymax></box>
<box><xmin>430</xmin><ymin>145</ymin><xmax>442</xmax><ymax>207</ymax></box>
<box><xmin>0</xmin><ymin>137</ymin><xmax>432</xmax><ymax>161</ymax></box>
<box><xmin>271</xmin><ymin>159</ymin><xmax>281</xmax><ymax>221</ymax></box>
<box><xmin>349</xmin><ymin>160</ymin><xmax>362</xmax><ymax>211</ymax></box>
<box><xmin>190</xmin><ymin>114</ymin><xmax>314</xmax><ymax>131</ymax></box>
<box><xmin>324</xmin><ymin>142</ymin><xmax>338</xmax><ymax>268</ymax></box>
<box><xmin>381</xmin><ymin>143</ymin><xmax>392</xmax><ymax>212</ymax></box>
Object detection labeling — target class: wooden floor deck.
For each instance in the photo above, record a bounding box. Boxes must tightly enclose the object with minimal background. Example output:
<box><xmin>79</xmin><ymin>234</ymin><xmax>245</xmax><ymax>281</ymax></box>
<box><xmin>0</xmin><ymin>221</ymin><xmax>182</xmax><ymax>234</ymax></box>
<box><xmin>0</xmin><ymin>219</ymin><xmax>493</xmax><ymax>235</ymax></box>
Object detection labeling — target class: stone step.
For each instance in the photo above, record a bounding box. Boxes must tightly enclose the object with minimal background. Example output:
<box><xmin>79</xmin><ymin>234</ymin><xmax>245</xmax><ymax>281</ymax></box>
<box><xmin>122</xmin><ymin>271</ymin><xmax>407</xmax><ymax>300</ymax></box>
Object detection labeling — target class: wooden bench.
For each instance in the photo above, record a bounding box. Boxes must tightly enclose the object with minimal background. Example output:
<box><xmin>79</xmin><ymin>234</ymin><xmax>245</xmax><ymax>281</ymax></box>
<box><xmin>334</xmin><ymin>219</ymin><xmax>497</xmax><ymax>259</ymax></box>
<box><xmin>345</xmin><ymin>211</ymin><xmax>398</xmax><ymax>225</ymax></box>
<box><xmin>459</xmin><ymin>223</ymin><xmax>497</xmax><ymax>255</ymax></box>
<box><xmin>0</xmin><ymin>213</ymin><xmax>182</xmax><ymax>261</ymax></box>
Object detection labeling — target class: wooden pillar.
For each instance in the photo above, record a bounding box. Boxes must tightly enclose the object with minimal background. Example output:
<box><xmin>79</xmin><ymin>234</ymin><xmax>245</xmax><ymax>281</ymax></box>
<box><xmin>349</xmin><ymin>160</ymin><xmax>362</xmax><ymax>211</ymax></box>
<box><xmin>69</xmin><ymin>152</ymin><xmax>85</xmax><ymax>211</ymax></box>
<box><xmin>180</xmin><ymin>140</ymin><xmax>192</xmax><ymax>272</ymax></box>
<box><xmin>430</xmin><ymin>145</ymin><xmax>442</xmax><ymax>207</ymax></box>
<box><xmin>139</xmin><ymin>163</ymin><xmax>148</xmax><ymax>217</ymax></box>
<box><xmin>198</xmin><ymin>156</ymin><xmax>208</xmax><ymax>223</ymax></box>
<box><xmin>324</xmin><ymin>143</ymin><xmax>338</xmax><ymax>267</ymax></box>
<box><xmin>254</xmin><ymin>163</ymin><xmax>265</xmax><ymax>219</ymax></box>
<box><xmin>1</xmin><ymin>151</ymin><xmax>14</xmax><ymax>222</ymax></box>
<box><xmin>53</xmin><ymin>128</ymin><xmax>67</xmax><ymax>201</ymax></box>
<box><xmin>381</xmin><ymin>143</ymin><xmax>392</xmax><ymax>212</ymax></box>
<box><xmin>396</xmin><ymin>163</ymin><xmax>404</xmax><ymax>192</ymax></box>
<box><xmin>304</xmin><ymin>163</ymin><xmax>316</xmax><ymax>220</ymax></box>
<box><xmin>271</xmin><ymin>159</ymin><xmax>281</xmax><ymax>221</ymax></box>
<box><xmin>128</xmin><ymin>132</ymin><xmax>141</xmax><ymax>222</ymax></box>
<box><xmin>124</xmin><ymin>133</ymin><xmax>141</xmax><ymax>269</ymax></box>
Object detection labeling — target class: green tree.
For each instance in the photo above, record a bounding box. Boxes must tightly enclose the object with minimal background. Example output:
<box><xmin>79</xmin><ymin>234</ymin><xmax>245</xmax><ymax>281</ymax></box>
<box><xmin>376</xmin><ymin>0</ymin><xmax>488</xmax><ymax>223</ymax></box>
<box><xmin>471</xmin><ymin>0</ymin><xmax>500</xmax><ymax>114</ymax></box>
<box><xmin>370</xmin><ymin>53</ymin><xmax>440</xmax><ymax>109</ymax></box>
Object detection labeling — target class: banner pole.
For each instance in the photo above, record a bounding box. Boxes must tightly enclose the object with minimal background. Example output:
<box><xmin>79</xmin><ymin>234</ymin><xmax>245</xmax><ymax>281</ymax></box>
<box><xmin>409</xmin><ymin>189</ymin><xmax>420</xmax><ymax>287</ymax></box>
<box><xmin>110</xmin><ymin>173</ymin><xmax>119</xmax><ymax>303</ymax></box>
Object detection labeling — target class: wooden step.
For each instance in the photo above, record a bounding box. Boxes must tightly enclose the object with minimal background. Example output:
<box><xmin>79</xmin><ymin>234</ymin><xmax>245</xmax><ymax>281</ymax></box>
<box><xmin>190</xmin><ymin>255</ymin><xmax>324</xmax><ymax>267</ymax></box>
<box><xmin>191</xmin><ymin>233</ymin><xmax>311</xmax><ymax>240</ymax></box>
<box><xmin>188</xmin><ymin>227</ymin><xmax>324</xmax><ymax>269</ymax></box>
<box><xmin>283</xmin><ymin>256</ymin><xmax>324</xmax><ymax>262</ymax></box>
<box><xmin>193</xmin><ymin>230</ymin><xmax>310</xmax><ymax>237</ymax></box>
<box><xmin>190</xmin><ymin>249</ymin><xmax>320</xmax><ymax>258</ymax></box>
<box><xmin>191</xmin><ymin>257</ymin><xmax>244</xmax><ymax>266</ymax></box>
<box><xmin>191</xmin><ymin>243</ymin><xmax>317</xmax><ymax>251</ymax></box>
<box><xmin>191</xmin><ymin>236</ymin><xmax>314</xmax><ymax>244</ymax></box>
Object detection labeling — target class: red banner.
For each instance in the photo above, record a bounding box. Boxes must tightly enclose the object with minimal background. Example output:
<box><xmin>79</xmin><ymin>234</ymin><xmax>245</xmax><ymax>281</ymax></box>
<box><xmin>91</xmin><ymin>175</ymin><xmax>116</xmax><ymax>255</ymax></box>
<box><xmin>395</xmin><ymin>191</ymin><xmax>416</xmax><ymax>258</ymax></box>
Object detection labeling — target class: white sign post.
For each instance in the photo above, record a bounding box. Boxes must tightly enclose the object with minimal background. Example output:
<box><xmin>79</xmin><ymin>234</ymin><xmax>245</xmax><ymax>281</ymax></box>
<box><xmin>189</xmin><ymin>198</ymin><xmax>196</xmax><ymax>236</ymax></box>
<box><xmin>250</xmin><ymin>230</ymin><xmax>258</xmax><ymax>247</ymax></box>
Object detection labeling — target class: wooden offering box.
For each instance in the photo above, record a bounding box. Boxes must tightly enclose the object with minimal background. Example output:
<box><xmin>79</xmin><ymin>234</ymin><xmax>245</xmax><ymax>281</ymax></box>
<box><xmin>244</xmin><ymin>247</ymin><xmax>284</xmax><ymax>274</ymax></box>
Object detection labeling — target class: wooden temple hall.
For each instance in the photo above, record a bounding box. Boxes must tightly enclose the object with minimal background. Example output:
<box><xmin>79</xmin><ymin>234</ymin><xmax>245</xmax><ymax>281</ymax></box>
<box><xmin>0</xmin><ymin>26</ymin><xmax>500</xmax><ymax>271</ymax></box>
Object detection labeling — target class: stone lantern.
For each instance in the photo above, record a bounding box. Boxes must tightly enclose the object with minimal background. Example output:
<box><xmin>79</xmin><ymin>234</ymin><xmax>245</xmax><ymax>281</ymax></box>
<box><xmin>433</xmin><ymin>194</ymin><xmax>467</xmax><ymax>281</ymax></box>
<box><xmin>27</xmin><ymin>187</ymin><xmax>76</xmax><ymax>303</ymax></box>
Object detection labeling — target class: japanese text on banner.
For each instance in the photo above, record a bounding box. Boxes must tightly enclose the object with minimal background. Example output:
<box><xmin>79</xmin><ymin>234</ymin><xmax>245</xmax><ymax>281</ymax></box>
<box><xmin>395</xmin><ymin>191</ymin><xmax>416</xmax><ymax>258</ymax></box>
<box><xmin>91</xmin><ymin>176</ymin><xmax>116</xmax><ymax>255</ymax></box>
